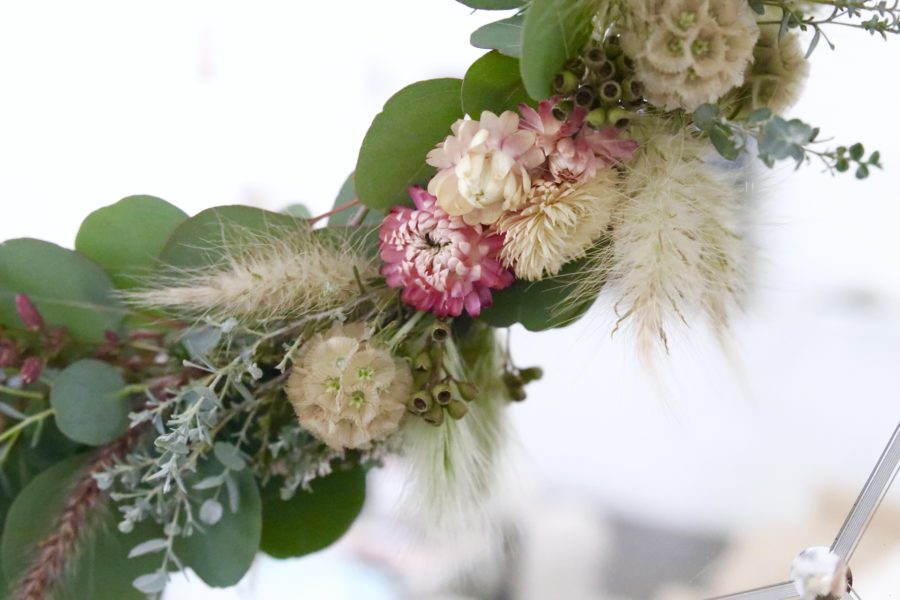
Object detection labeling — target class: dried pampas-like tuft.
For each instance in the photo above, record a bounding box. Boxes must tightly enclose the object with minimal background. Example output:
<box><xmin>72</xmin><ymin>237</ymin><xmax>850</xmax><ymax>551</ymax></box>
<box><xmin>125</xmin><ymin>226</ymin><xmax>380</xmax><ymax>324</ymax></box>
<box><xmin>577</xmin><ymin>123</ymin><xmax>750</xmax><ymax>359</ymax></box>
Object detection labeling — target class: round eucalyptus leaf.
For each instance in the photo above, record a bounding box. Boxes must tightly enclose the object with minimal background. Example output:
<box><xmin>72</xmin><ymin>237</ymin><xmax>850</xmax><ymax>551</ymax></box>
<box><xmin>158</xmin><ymin>205</ymin><xmax>305</xmax><ymax>270</ymax></box>
<box><xmin>462</xmin><ymin>51</ymin><xmax>532</xmax><ymax>119</ymax></box>
<box><xmin>470</xmin><ymin>14</ymin><xmax>524</xmax><ymax>57</ymax></box>
<box><xmin>1</xmin><ymin>454</ymin><xmax>165</xmax><ymax>600</ymax></box>
<box><xmin>0</xmin><ymin>239</ymin><xmax>127</xmax><ymax>344</ymax></box>
<box><xmin>50</xmin><ymin>359</ymin><xmax>128</xmax><ymax>446</ymax></box>
<box><xmin>176</xmin><ymin>463</ymin><xmax>262</xmax><ymax>588</ymax></box>
<box><xmin>480</xmin><ymin>257</ymin><xmax>601</xmax><ymax>331</ymax></box>
<box><xmin>260</xmin><ymin>467</ymin><xmax>366</xmax><ymax>559</ymax></box>
<box><xmin>355</xmin><ymin>79</ymin><xmax>463</xmax><ymax>212</ymax></box>
<box><xmin>281</xmin><ymin>203</ymin><xmax>312</xmax><ymax>218</ymax></box>
<box><xmin>520</xmin><ymin>0</ymin><xmax>600</xmax><ymax>99</ymax></box>
<box><xmin>75</xmin><ymin>195</ymin><xmax>188</xmax><ymax>289</ymax></box>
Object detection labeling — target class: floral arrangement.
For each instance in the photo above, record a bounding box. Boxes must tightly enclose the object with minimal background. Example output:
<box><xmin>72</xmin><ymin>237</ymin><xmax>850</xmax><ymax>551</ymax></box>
<box><xmin>0</xmin><ymin>0</ymin><xmax>896</xmax><ymax>597</ymax></box>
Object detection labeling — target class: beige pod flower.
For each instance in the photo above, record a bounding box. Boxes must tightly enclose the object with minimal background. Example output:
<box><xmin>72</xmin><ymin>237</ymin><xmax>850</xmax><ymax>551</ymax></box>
<box><xmin>286</xmin><ymin>322</ymin><xmax>412</xmax><ymax>450</ymax></box>
<box><xmin>620</xmin><ymin>0</ymin><xmax>760</xmax><ymax>111</ymax></box>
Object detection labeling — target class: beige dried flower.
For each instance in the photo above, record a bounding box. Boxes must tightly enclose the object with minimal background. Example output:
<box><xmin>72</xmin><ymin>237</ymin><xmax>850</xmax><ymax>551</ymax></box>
<box><xmin>287</xmin><ymin>323</ymin><xmax>412</xmax><ymax>451</ymax></box>
<box><xmin>621</xmin><ymin>0</ymin><xmax>760</xmax><ymax>111</ymax></box>
<box><xmin>727</xmin><ymin>24</ymin><xmax>810</xmax><ymax>117</ymax></box>
<box><xmin>496</xmin><ymin>171</ymin><xmax>622</xmax><ymax>281</ymax></box>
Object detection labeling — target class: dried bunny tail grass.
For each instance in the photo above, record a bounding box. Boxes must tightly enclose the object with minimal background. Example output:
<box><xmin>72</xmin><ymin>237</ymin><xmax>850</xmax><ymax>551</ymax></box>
<box><xmin>588</xmin><ymin>122</ymin><xmax>749</xmax><ymax>360</ymax></box>
<box><xmin>125</xmin><ymin>224</ymin><xmax>380</xmax><ymax>323</ymax></box>
<box><xmin>399</xmin><ymin>326</ymin><xmax>511</xmax><ymax>535</ymax></box>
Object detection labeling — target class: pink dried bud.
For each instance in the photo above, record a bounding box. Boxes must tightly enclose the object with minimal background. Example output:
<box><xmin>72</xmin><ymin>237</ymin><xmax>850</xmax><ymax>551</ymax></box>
<box><xmin>15</xmin><ymin>294</ymin><xmax>44</xmax><ymax>332</ymax></box>
<box><xmin>0</xmin><ymin>346</ymin><xmax>19</xmax><ymax>368</ymax></box>
<box><xmin>104</xmin><ymin>331</ymin><xmax>120</xmax><ymax>345</ymax></box>
<box><xmin>20</xmin><ymin>357</ymin><xmax>43</xmax><ymax>385</ymax></box>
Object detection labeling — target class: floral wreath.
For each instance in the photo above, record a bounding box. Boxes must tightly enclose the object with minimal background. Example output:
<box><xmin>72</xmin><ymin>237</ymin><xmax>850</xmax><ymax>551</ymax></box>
<box><xmin>0</xmin><ymin>0</ymin><xmax>896</xmax><ymax>597</ymax></box>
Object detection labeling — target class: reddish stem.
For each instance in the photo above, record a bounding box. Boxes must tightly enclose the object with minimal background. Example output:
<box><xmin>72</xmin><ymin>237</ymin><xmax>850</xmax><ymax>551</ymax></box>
<box><xmin>307</xmin><ymin>197</ymin><xmax>361</xmax><ymax>225</ymax></box>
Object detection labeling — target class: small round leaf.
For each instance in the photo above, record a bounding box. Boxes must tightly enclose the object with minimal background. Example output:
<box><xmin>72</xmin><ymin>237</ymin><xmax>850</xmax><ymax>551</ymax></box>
<box><xmin>50</xmin><ymin>359</ymin><xmax>128</xmax><ymax>446</ymax></box>
<box><xmin>470</xmin><ymin>14</ymin><xmax>524</xmax><ymax>58</ymax></box>
<box><xmin>75</xmin><ymin>195</ymin><xmax>188</xmax><ymax>289</ymax></box>
<box><xmin>462</xmin><ymin>51</ymin><xmax>532</xmax><ymax>119</ymax></box>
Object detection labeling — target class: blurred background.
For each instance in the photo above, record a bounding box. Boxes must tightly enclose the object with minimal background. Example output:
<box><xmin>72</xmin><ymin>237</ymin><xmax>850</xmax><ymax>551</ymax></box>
<box><xmin>1</xmin><ymin>1</ymin><xmax>898</xmax><ymax>598</ymax></box>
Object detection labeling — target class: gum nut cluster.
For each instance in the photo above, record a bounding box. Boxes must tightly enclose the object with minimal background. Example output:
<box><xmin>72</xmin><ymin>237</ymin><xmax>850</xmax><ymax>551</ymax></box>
<box><xmin>426</xmin><ymin>110</ymin><xmax>544</xmax><ymax>225</ymax></box>
<box><xmin>287</xmin><ymin>322</ymin><xmax>412</xmax><ymax>451</ymax></box>
<box><xmin>379</xmin><ymin>187</ymin><xmax>514</xmax><ymax>317</ymax></box>
<box><xmin>621</xmin><ymin>0</ymin><xmax>760</xmax><ymax>111</ymax></box>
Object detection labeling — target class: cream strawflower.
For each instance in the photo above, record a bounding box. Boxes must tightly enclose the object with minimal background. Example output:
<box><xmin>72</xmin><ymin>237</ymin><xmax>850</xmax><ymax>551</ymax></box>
<box><xmin>287</xmin><ymin>323</ymin><xmax>412</xmax><ymax>451</ymax></box>
<box><xmin>621</xmin><ymin>0</ymin><xmax>760</xmax><ymax>111</ymax></box>
<box><xmin>426</xmin><ymin>111</ymin><xmax>544</xmax><ymax>225</ymax></box>
<box><xmin>727</xmin><ymin>24</ymin><xmax>809</xmax><ymax>116</ymax></box>
<box><xmin>496</xmin><ymin>171</ymin><xmax>622</xmax><ymax>281</ymax></box>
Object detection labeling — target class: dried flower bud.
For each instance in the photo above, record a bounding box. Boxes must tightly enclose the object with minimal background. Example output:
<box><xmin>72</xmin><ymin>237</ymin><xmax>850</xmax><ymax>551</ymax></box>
<box><xmin>410</xmin><ymin>390</ymin><xmax>433</xmax><ymax>414</ymax></box>
<box><xmin>431</xmin><ymin>321</ymin><xmax>451</xmax><ymax>343</ymax></box>
<box><xmin>431</xmin><ymin>383</ymin><xmax>453</xmax><ymax>406</ymax></box>
<box><xmin>423</xmin><ymin>402</ymin><xmax>445</xmax><ymax>426</ymax></box>
<box><xmin>20</xmin><ymin>357</ymin><xmax>43</xmax><ymax>385</ymax></box>
<box><xmin>446</xmin><ymin>399</ymin><xmax>469</xmax><ymax>420</ymax></box>
<box><xmin>15</xmin><ymin>294</ymin><xmax>44</xmax><ymax>332</ymax></box>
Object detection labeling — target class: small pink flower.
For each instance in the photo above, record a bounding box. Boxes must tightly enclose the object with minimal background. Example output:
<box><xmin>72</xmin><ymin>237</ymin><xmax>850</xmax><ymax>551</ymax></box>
<box><xmin>379</xmin><ymin>187</ymin><xmax>514</xmax><ymax>318</ymax></box>
<box><xmin>15</xmin><ymin>294</ymin><xmax>44</xmax><ymax>332</ymax></box>
<box><xmin>519</xmin><ymin>99</ymin><xmax>639</xmax><ymax>183</ymax></box>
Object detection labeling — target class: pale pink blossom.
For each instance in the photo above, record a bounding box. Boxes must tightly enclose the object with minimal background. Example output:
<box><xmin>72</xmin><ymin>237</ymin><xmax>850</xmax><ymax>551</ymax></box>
<box><xmin>379</xmin><ymin>187</ymin><xmax>514</xmax><ymax>317</ymax></box>
<box><xmin>426</xmin><ymin>111</ymin><xmax>544</xmax><ymax>225</ymax></box>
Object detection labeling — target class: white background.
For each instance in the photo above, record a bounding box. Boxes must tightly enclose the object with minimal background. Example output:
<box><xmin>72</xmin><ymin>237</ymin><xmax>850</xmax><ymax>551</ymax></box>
<box><xmin>1</xmin><ymin>1</ymin><xmax>898</xmax><ymax>598</ymax></box>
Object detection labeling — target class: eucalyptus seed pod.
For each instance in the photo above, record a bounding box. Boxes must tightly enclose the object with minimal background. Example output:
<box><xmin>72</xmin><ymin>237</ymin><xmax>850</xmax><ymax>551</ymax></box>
<box><xmin>409</xmin><ymin>390</ymin><xmax>433</xmax><ymax>414</ymax></box>
<box><xmin>623</xmin><ymin>78</ymin><xmax>644</xmax><ymax>103</ymax></box>
<box><xmin>599</xmin><ymin>80</ymin><xmax>623</xmax><ymax>104</ymax></box>
<box><xmin>509</xmin><ymin>385</ymin><xmax>527</xmax><ymax>402</ymax></box>
<box><xmin>432</xmin><ymin>382</ymin><xmax>453</xmax><ymax>405</ymax></box>
<box><xmin>413</xmin><ymin>351</ymin><xmax>433</xmax><ymax>372</ymax></box>
<box><xmin>615</xmin><ymin>54</ymin><xmax>636</xmax><ymax>75</ymax></box>
<box><xmin>594</xmin><ymin>59</ymin><xmax>615</xmax><ymax>81</ymax></box>
<box><xmin>574</xmin><ymin>86</ymin><xmax>595</xmax><ymax>108</ymax></box>
<box><xmin>585</xmin><ymin>107</ymin><xmax>608</xmax><ymax>129</ymax></box>
<box><xmin>553</xmin><ymin>70</ymin><xmax>579</xmax><ymax>95</ymax></box>
<box><xmin>584</xmin><ymin>46</ymin><xmax>607</xmax><ymax>69</ymax></box>
<box><xmin>604</xmin><ymin>36</ymin><xmax>622</xmax><ymax>59</ymax></box>
<box><xmin>447</xmin><ymin>399</ymin><xmax>469</xmax><ymax>420</ymax></box>
<box><xmin>519</xmin><ymin>367</ymin><xmax>544</xmax><ymax>384</ymax></box>
<box><xmin>551</xmin><ymin>100</ymin><xmax>573</xmax><ymax>122</ymax></box>
<box><xmin>431</xmin><ymin>321</ymin><xmax>451</xmax><ymax>343</ymax></box>
<box><xmin>423</xmin><ymin>402</ymin><xmax>445</xmax><ymax>426</ymax></box>
<box><xmin>457</xmin><ymin>381</ymin><xmax>479</xmax><ymax>401</ymax></box>
<box><xmin>606</xmin><ymin>107</ymin><xmax>632</xmax><ymax>128</ymax></box>
<box><xmin>564</xmin><ymin>56</ymin><xmax>587</xmax><ymax>79</ymax></box>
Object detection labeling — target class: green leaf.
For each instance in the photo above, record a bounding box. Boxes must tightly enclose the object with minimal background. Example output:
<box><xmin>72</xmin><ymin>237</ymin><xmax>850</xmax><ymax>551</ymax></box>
<box><xmin>456</xmin><ymin>0</ymin><xmax>524</xmax><ymax>8</ymax></box>
<box><xmin>260</xmin><ymin>467</ymin><xmax>366</xmax><ymax>559</ymax></box>
<box><xmin>1</xmin><ymin>454</ymin><xmax>163</xmax><ymax>600</ymax></box>
<box><xmin>213</xmin><ymin>442</ymin><xmax>245</xmax><ymax>471</ymax></box>
<box><xmin>0</xmin><ymin>239</ymin><xmax>127</xmax><ymax>344</ymax></box>
<box><xmin>480</xmin><ymin>257</ymin><xmax>600</xmax><ymax>331</ymax></box>
<box><xmin>158</xmin><ymin>205</ymin><xmax>305</xmax><ymax>270</ymax></box>
<box><xmin>327</xmin><ymin>173</ymin><xmax>384</xmax><ymax>227</ymax></box>
<box><xmin>692</xmin><ymin>103</ymin><xmax>720</xmax><ymax>130</ymax></box>
<box><xmin>709</xmin><ymin>124</ymin><xmax>740</xmax><ymax>161</ymax></box>
<box><xmin>281</xmin><ymin>204</ymin><xmax>312</xmax><ymax>218</ymax></box>
<box><xmin>471</xmin><ymin>14</ymin><xmax>525</xmax><ymax>57</ymax></box>
<box><xmin>50</xmin><ymin>359</ymin><xmax>128</xmax><ymax>446</ymax></box>
<box><xmin>748</xmin><ymin>0</ymin><xmax>765</xmax><ymax>14</ymax></box>
<box><xmin>75</xmin><ymin>195</ymin><xmax>188</xmax><ymax>289</ymax></box>
<box><xmin>176</xmin><ymin>463</ymin><xmax>262</xmax><ymax>587</ymax></box>
<box><xmin>355</xmin><ymin>79</ymin><xmax>464</xmax><ymax>212</ymax></box>
<box><xmin>849</xmin><ymin>143</ymin><xmax>865</xmax><ymax>161</ymax></box>
<box><xmin>855</xmin><ymin>163</ymin><xmax>870</xmax><ymax>179</ymax></box>
<box><xmin>520</xmin><ymin>0</ymin><xmax>600</xmax><ymax>99</ymax></box>
<box><xmin>462</xmin><ymin>51</ymin><xmax>532</xmax><ymax>119</ymax></box>
<box><xmin>746</xmin><ymin>107</ymin><xmax>772</xmax><ymax>125</ymax></box>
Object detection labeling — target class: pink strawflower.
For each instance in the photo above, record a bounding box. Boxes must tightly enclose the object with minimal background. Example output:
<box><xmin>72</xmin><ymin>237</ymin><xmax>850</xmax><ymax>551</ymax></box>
<box><xmin>519</xmin><ymin>99</ymin><xmax>639</xmax><ymax>183</ymax></box>
<box><xmin>379</xmin><ymin>187</ymin><xmax>514</xmax><ymax>318</ymax></box>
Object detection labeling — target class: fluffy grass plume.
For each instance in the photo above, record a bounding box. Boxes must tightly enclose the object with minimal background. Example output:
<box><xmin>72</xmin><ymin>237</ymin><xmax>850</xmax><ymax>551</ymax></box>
<box><xmin>577</xmin><ymin>122</ymin><xmax>749</xmax><ymax>359</ymax></box>
<box><xmin>399</xmin><ymin>324</ymin><xmax>510</xmax><ymax>532</ymax></box>
<box><xmin>126</xmin><ymin>223</ymin><xmax>379</xmax><ymax>323</ymax></box>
